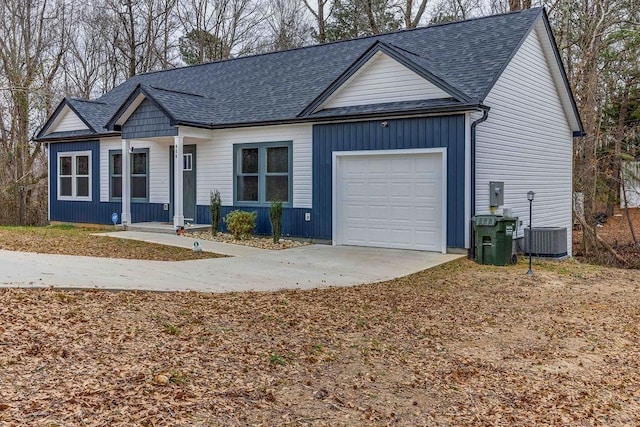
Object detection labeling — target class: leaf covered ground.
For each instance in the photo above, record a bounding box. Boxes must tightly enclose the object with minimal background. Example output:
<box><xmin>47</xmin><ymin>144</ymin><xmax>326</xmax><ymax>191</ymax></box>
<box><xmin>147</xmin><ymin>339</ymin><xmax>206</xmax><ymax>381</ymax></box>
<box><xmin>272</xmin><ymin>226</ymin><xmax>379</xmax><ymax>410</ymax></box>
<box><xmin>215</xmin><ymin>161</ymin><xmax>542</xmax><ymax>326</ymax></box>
<box><xmin>1</xmin><ymin>259</ymin><xmax>639</xmax><ymax>426</ymax></box>
<box><xmin>0</xmin><ymin>225</ymin><xmax>222</xmax><ymax>261</ymax></box>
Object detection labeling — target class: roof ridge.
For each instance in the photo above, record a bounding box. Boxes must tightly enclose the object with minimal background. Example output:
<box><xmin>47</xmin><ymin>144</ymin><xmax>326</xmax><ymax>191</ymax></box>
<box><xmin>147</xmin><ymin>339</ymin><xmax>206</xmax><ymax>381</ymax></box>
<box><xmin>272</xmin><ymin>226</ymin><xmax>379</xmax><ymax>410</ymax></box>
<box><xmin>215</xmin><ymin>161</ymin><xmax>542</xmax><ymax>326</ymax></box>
<box><xmin>132</xmin><ymin>7</ymin><xmax>544</xmax><ymax>79</ymax></box>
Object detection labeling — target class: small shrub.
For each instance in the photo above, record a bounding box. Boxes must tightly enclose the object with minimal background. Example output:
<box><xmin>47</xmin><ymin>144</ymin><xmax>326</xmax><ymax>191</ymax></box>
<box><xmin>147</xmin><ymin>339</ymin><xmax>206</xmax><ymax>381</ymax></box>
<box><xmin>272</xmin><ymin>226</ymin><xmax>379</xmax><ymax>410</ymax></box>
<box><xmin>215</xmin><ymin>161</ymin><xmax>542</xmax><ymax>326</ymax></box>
<box><xmin>164</xmin><ymin>323</ymin><xmax>181</xmax><ymax>336</ymax></box>
<box><xmin>269</xmin><ymin>353</ymin><xmax>286</xmax><ymax>366</ymax></box>
<box><xmin>209</xmin><ymin>190</ymin><xmax>222</xmax><ymax>235</ymax></box>
<box><xmin>224</xmin><ymin>210</ymin><xmax>256</xmax><ymax>240</ymax></box>
<box><xmin>269</xmin><ymin>200</ymin><xmax>283</xmax><ymax>243</ymax></box>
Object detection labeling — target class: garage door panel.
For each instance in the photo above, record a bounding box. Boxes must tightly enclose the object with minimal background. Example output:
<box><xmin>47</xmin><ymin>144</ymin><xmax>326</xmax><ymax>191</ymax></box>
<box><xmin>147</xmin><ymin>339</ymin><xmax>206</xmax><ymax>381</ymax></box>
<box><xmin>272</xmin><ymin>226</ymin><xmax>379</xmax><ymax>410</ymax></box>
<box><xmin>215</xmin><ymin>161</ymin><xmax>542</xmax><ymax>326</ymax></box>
<box><xmin>368</xmin><ymin>182</ymin><xmax>389</xmax><ymax>194</ymax></box>
<box><xmin>344</xmin><ymin>181</ymin><xmax>366</xmax><ymax>196</ymax></box>
<box><xmin>389</xmin><ymin>182</ymin><xmax>411</xmax><ymax>197</ymax></box>
<box><xmin>337</xmin><ymin>152</ymin><xmax>444</xmax><ymax>252</ymax></box>
<box><xmin>368</xmin><ymin>207</ymin><xmax>389</xmax><ymax>221</ymax></box>
<box><xmin>414</xmin><ymin>205</ymin><xmax>438</xmax><ymax>216</ymax></box>
<box><xmin>390</xmin><ymin>206</ymin><xmax>413</xmax><ymax>220</ymax></box>
<box><xmin>415</xmin><ymin>181</ymin><xmax>439</xmax><ymax>194</ymax></box>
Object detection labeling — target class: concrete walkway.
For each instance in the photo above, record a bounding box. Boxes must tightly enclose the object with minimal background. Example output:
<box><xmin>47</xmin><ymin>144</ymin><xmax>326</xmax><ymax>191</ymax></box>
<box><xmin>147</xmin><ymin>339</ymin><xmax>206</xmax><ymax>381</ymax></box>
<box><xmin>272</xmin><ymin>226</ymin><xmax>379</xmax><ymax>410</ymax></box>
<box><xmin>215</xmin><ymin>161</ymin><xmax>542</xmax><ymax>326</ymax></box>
<box><xmin>0</xmin><ymin>231</ymin><xmax>463</xmax><ymax>293</ymax></box>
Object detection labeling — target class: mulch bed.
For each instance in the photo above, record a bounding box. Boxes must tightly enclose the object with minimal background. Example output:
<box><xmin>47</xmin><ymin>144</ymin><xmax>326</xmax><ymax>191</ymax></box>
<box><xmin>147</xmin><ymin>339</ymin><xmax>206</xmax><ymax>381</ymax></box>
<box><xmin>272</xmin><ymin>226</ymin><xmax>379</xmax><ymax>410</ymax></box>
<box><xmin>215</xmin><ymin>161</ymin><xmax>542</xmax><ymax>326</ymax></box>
<box><xmin>186</xmin><ymin>231</ymin><xmax>311</xmax><ymax>250</ymax></box>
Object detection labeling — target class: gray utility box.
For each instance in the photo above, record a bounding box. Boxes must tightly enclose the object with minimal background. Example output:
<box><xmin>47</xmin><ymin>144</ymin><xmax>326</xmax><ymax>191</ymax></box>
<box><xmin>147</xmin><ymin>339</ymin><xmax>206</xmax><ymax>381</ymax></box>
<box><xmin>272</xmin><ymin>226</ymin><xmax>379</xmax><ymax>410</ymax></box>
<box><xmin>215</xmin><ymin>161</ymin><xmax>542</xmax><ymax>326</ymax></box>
<box><xmin>489</xmin><ymin>181</ymin><xmax>504</xmax><ymax>207</ymax></box>
<box><xmin>524</xmin><ymin>227</ymin><xmax>568</xmax><ymax>258</ymax></box>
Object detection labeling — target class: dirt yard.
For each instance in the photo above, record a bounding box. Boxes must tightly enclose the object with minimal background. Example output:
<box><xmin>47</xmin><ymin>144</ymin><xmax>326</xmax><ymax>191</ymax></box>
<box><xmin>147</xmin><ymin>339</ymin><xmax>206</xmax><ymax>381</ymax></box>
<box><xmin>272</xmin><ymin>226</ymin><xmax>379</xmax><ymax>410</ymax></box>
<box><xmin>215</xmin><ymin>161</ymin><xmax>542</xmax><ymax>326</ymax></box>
<box><xmin>0</xmin><ymin>225</ymin><xmax>221</xmax><ymax>261</ymax></box>
<box><xmin>0</xmin><ymin>259</ymin><xmax>638</xmax><ymax>426</ymax></box>
<box><xmin>574</xmin><ymin>207</ymin><xmax>640</xmax><ymax>267</ymax></box>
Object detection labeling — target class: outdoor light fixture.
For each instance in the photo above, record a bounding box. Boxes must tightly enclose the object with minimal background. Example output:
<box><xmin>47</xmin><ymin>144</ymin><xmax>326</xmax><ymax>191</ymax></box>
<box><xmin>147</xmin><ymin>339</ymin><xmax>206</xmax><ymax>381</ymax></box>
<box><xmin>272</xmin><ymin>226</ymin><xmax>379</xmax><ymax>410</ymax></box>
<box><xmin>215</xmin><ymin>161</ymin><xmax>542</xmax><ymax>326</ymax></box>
<box><xmin>381</xmin><ymin>121</ymin><xmax>388</xmax><ymax>128</ymax></box>
<box><xmin>527</xmin><ymin>191</ymin><xmax>535</xmax><ymax>276</ymax></box>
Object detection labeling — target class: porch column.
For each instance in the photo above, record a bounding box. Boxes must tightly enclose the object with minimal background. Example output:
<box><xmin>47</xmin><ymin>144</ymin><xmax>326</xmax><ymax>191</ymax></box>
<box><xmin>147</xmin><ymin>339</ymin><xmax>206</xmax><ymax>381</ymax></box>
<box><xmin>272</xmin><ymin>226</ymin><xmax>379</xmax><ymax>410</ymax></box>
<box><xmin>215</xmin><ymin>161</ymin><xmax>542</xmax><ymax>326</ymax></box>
<box><xmin>121</xmin><ymin>138</ymin><xmax>131</xmax><ymax>226</ymax></box>
<box><xmin>173</xmin><ymin>135</ymin><xmax>184</xmax><ymax>228</ymax></box>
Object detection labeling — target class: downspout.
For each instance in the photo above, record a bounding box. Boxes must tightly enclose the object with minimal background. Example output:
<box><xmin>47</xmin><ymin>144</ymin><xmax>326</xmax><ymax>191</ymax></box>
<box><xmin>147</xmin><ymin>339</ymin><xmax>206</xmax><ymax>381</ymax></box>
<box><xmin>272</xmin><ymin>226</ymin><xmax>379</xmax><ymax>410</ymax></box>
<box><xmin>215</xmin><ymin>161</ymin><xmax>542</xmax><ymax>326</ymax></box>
<box><xmin>45</xmin><ymin>142</ymin><xmax>50</xmax><ymax>222</ymax></box>
<box><xmin>469</xmin><ymin>107</ymin><xmax>489</xmax><ymax>260</ymax></box>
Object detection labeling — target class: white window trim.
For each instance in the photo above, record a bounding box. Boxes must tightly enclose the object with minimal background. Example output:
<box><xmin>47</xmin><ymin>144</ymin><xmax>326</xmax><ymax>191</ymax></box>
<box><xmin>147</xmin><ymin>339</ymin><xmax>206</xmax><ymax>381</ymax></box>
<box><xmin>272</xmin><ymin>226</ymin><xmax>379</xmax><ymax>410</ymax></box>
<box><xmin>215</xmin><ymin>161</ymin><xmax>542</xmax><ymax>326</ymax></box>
<box><xmin>109</xmin><ymin>148</ymin><xmax>150</xmax><ymax>202</ymax></box>
<box><xmin>57</xmin><ymin>150</ymin><xmax>92</xmax><ymax>201</ymax></box>
<box><xmin>233</xmin><ymin>141</ymin><xmax>293</xmax><ymax>207</ymax></box>
<box><xmin>183</xmin><ymin>153</ymin><xmax>193</xmax><ymax>171</ymax></box>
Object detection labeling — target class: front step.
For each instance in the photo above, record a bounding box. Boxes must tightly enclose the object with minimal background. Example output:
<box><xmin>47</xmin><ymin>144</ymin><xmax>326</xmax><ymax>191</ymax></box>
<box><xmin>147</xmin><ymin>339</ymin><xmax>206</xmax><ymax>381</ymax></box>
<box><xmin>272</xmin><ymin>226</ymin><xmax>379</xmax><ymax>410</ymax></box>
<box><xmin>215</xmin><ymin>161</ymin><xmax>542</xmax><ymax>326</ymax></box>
<box><xmin>126</xmin><ymin>222</ymin><xmax>211</xmax><ymax>234</ymax></box>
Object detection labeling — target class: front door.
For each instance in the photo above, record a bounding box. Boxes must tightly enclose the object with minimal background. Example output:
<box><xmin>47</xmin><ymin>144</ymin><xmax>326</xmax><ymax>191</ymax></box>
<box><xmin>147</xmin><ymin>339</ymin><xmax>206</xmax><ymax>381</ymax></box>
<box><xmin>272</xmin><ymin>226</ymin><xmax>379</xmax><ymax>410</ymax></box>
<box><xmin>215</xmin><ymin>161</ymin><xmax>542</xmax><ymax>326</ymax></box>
<box><xmin>170</xmin><ymin>145</ymin><xmax>197</xmax><ymax>223</ymax></box>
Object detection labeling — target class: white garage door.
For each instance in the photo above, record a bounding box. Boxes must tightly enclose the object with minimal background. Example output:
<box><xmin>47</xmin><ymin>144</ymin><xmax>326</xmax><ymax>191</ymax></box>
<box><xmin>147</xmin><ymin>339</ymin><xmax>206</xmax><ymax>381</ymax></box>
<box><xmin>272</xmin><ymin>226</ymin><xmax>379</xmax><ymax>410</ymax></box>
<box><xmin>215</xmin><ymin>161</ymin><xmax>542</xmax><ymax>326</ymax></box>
<box><xmin>335</xmin><ymin>151</ymin><xmax>445</xmax><ymax>252</ymax></box>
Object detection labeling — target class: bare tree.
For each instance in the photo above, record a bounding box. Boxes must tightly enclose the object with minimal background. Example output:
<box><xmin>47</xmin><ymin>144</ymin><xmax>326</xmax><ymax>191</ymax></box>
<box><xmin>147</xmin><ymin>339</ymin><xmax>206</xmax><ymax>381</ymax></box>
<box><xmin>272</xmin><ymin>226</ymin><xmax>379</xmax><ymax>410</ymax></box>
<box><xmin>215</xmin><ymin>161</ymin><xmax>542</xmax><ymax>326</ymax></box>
<box><xmin>263</xmin><ymin>0</ymin><xmax>312</xmax><ymax>52</ymax></box>
<box><xmin>63</xmin><ymin>6</ymin><xmax>112</xmax><ymax>98</ymax></box>
<box><xmin>103</xmin><ymin>0</ymin><xmax>179</xmax><ymax>77</ymax></box>
<box><xmin>429</xmin><ymin>0</ymin><xmax>484</xmax><ymax>22</ymax></box>
<box><xmin>394</xmin><ymin>0</ymin><xmax>430</xmax><ymax>28</ymax></box>
<box><xmin>508</xmin><ymin>0</ymin><xmax>532</xmax><ymax>10</ymax></box>
<box><xmin>303</xmin><ymin>0</ymin><xmax>333</xmax><ymax>42</ymax></box>
<box><xmin>0</xmin><ymin>0</ymin><xmax>70</xmax><ymax>224</ymax></box>
<box><xmin>177</xmin><ymin>0</ymin><xmax>264</xmax><ymax>64</ymax></box>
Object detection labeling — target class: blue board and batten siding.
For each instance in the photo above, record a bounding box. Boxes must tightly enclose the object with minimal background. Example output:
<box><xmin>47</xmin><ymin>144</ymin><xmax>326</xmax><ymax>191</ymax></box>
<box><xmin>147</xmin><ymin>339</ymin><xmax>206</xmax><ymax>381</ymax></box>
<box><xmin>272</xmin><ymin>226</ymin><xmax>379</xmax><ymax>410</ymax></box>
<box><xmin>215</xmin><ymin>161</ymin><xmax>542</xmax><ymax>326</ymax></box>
<box><xmin>196</xmin><ymin>206</ymin><xmax>314</xmax><ymax>237</ymax></box>
<box><xmin>50</xmin><ymin>115</ymin><xmax>466</xmax><ymax>248</ymax></box>
<box><xmin>121</xmin><ymin>98</ymin><xmax>178</xmax><ymax>140</ymax></box>
<box><xmin>312</xmin><ymin>115</ymin><xmax>466</xmax><ymax>248</ymax></box>
<box><xmin>49</xmin><ymin>141</ymin><xmax>168</xmax><ymax>224</ymax></box>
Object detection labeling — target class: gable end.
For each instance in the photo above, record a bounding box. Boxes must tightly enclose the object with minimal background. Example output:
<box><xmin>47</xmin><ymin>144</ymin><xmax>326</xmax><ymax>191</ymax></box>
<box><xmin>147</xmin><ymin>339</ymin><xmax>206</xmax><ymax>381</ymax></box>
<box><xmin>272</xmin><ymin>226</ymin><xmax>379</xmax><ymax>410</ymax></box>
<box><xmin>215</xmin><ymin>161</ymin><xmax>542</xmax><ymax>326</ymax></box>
<box><xmin>121</xmin><ymin>98</ymin><xmax>178</xmax><ymax>139</ymax></box>
<box><xmin>319</xmin><ymin>52</ymin><xmax>453</xmax><ymax>110</ymax></box>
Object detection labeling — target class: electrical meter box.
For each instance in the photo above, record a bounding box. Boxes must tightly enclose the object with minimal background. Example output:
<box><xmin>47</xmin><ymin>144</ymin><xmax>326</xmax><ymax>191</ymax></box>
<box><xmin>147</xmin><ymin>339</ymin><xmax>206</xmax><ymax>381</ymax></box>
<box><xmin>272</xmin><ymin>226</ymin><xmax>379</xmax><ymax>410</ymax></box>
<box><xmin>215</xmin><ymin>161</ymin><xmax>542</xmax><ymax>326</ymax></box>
<box><xmin>489</xmin><ymin>181</ymin><xmax>504</xmax><ymax>207</ymax></box>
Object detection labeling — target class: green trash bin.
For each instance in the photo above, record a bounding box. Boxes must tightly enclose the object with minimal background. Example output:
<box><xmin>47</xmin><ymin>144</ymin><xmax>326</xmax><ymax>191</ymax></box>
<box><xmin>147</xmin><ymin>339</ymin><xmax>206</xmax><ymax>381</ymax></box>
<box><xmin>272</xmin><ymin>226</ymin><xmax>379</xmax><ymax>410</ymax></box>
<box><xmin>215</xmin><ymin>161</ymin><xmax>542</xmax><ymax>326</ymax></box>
<box><xmin>473</xmin><ymin>215</ymin><xmax>518</xmax><ymax>266</ymax></box>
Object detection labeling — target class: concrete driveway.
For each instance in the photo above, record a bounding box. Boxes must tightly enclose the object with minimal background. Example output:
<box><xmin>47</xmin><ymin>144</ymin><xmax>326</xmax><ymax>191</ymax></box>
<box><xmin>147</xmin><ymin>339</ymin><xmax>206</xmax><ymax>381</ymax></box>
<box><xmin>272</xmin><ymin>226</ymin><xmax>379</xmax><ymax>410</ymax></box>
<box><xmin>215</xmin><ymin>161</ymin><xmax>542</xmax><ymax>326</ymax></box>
<box><xmin>0</xmin><ymin>231</ymin><xmax>462</xmax><ymax>292</ymax></box>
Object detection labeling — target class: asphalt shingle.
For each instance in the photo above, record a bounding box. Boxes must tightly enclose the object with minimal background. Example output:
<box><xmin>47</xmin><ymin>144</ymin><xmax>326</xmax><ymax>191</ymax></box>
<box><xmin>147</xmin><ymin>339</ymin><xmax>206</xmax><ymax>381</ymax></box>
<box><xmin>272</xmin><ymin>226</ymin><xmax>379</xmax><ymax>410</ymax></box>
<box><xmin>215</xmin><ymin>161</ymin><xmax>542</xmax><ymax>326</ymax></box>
<box><xmin>39</xmin><ymin>8</ymin><xmax>542</xmax><ymax>139</ymax></box>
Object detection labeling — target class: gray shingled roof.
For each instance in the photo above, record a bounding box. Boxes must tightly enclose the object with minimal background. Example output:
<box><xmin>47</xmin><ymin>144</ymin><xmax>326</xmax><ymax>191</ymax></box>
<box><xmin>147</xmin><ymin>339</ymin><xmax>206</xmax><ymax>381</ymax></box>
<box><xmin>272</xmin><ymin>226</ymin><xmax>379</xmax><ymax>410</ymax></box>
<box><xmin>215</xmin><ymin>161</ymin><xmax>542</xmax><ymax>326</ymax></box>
<box><xmin>38</xmin><ymin>8</ymin><xmax>543</xmax><ymax>140</ymax></box>
<box><xmin>67</xmin><ymin>99</ymin><xmax>111</xmax><ymax>132</ymax></box>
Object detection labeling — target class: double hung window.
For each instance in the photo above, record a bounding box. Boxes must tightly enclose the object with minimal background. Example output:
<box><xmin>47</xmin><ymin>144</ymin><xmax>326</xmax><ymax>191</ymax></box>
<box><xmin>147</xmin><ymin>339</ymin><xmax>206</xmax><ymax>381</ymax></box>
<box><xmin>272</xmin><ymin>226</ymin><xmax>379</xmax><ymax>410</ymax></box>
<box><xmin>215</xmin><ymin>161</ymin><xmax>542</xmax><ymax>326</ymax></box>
<box><xmin>109</xmin><ymin>149</ymin><xmax>149</xmax><ymax>202</ymax></box>
<box><xmin>58</xmin><ymin>151</ymin><xmax>91</xmax><ymax>201</ymax></box>
<box><xmin>235</xmin><ymin>142</ymin><xmax>292</xmax><ymax>206</ymax></box>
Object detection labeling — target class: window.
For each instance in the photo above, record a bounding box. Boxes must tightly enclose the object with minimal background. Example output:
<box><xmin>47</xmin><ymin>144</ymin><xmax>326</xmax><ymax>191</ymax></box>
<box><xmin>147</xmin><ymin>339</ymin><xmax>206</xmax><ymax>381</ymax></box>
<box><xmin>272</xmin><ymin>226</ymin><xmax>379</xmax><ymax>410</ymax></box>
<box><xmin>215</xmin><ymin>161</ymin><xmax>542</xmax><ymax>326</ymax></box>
<box><xmin>183</xmin><ymin>153</ymin><xmax>193</xmax><ymax>171</ymax></box>
<box><xmin>110</xmin><ymin>152</ymin><xmax>122</xmax><ymax>199</ymax></box>
<box><xmin>58</xmin><ymin>151</ymin><xmax>91</xmax><ymax>201</ymax></box>
<box><xmin>109</xmin><ymin>149</ymin><xmax>149</xmax><ymax>202</ymax></box>
<box><xmin>234</xmin><ymin>142</ymin><xmax>292</xmax><ymax>206</ymax></box>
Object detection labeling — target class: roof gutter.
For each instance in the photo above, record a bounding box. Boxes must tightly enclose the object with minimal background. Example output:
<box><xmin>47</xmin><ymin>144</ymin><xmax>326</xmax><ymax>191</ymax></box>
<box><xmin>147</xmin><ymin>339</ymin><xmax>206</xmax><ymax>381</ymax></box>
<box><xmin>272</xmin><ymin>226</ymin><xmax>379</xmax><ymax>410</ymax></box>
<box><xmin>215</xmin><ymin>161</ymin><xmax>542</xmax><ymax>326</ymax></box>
<box><xmin>171</xmin><ymin>104</ymin><xmax>486</xmax><ymax>130</ymax></box>
<box><xmin>33</xmin><ymin>132</ymin><xmax>121</xmax><ymax>143</ymax></box>
<box><xmin>469</xmin><ymin>106</ymin><xmax>489</xmax><ymax>260</ymax></box>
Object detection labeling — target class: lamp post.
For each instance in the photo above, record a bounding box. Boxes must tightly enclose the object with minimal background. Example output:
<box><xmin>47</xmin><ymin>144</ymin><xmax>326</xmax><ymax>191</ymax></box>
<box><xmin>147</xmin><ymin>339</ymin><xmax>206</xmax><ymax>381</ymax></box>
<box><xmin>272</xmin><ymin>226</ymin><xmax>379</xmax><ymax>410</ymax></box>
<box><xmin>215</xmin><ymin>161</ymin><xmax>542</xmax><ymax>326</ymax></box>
<box><xmin>527</xmin><ymin>191</ymin><xmax>535</xmax><ymax>276</ymax></box>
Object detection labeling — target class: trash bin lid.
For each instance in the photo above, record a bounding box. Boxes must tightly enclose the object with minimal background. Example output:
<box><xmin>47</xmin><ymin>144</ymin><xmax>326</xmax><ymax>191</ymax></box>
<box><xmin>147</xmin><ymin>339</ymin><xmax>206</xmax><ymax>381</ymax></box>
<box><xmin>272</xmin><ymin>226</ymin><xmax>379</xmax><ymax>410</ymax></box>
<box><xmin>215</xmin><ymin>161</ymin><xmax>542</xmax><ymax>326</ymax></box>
<box><xmin>474</xmin><ymin>216</ymin><xmax>498</xmax><ymax>226</ymax></box>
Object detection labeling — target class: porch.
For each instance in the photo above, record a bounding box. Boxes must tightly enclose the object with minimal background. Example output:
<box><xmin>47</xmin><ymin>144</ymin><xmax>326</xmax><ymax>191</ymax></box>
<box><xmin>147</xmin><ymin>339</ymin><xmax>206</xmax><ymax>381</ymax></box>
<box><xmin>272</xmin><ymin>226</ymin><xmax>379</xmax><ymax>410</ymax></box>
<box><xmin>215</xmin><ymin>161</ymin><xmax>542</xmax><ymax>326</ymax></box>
<box><xmin>117</xmin><ymin>127</ymin><xmax>210</xmax><ymax>229</ymax></box>
<box><xmin>126</xmin><ymin>221</ymin><xmax>211</xmax><ymax>234</ymax></box>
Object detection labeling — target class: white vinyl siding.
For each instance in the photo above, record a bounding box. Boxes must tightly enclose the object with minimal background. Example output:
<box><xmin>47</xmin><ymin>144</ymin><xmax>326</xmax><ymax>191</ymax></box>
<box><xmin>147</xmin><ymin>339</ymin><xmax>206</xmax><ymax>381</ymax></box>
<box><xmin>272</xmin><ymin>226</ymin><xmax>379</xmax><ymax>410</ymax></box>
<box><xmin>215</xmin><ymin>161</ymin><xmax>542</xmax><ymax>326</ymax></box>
<box><xmin>322</xmin><ymin>52</ymin><xmax>450</xmax><ymax>109</ymax></box>
<box><xmin>100</xmin><ymin>124</ymin><xmax>312</xmax><ymax>209</ymax></box>
<box><xmin>621</xmin><ymin>161</ymin><xmax>640</xmax><ymax>208</ymax></box>
<box><xmin>475</xmin><ymin>23</ymin><xmax>573</xmax><ymax>254</ymax></box>
<box><xmin>100</xmin><ymin>138</ymin><xmax>171</xmax><ymax>204</ymax></box>
<box><xmin>49</xmin><ymin>108</ymin><xmax>89</xmax><ymax>133</ymax></box>
<box><xmin>196</xmin><ymin>124</ymin><xmax>313</xmax><ymax>209</ymax></box>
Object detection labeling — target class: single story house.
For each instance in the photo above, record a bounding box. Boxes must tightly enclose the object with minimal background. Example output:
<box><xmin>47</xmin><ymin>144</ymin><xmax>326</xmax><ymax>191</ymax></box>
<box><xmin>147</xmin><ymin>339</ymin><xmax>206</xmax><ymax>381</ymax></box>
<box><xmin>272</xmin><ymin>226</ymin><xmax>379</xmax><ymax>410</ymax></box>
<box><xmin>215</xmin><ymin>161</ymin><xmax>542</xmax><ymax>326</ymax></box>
<box><xmin>36</xmin><ymin>7</ymin><xmax>582</xmax><ymax>254</ymax></box>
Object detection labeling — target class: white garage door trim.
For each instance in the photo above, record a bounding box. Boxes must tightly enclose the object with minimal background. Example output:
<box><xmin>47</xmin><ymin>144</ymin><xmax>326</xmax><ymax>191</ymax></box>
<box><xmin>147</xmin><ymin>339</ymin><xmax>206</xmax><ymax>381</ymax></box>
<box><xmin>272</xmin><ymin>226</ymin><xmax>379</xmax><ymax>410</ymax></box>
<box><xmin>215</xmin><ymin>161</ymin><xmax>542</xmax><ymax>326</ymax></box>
<box><xmin>332</xmin><ymin>148</ymin><xmax>447</xmax><ymax>253</ymax></box>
